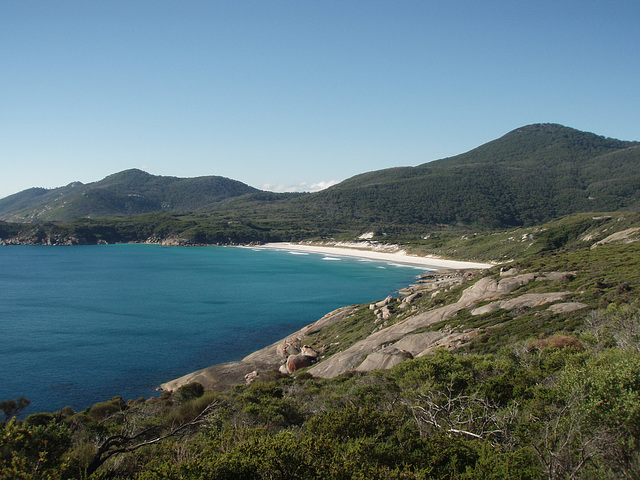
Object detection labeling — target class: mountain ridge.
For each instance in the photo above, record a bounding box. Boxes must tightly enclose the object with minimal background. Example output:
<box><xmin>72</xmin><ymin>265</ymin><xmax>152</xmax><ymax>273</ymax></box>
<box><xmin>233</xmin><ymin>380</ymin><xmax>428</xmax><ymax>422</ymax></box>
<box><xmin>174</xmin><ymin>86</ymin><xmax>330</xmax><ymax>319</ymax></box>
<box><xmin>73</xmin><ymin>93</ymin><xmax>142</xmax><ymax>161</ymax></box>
<box><xmin>297</xmin><ymin>123</ymin><xmax>640</xmax><ymax>228</ymax></box>
<box><xmin>0</xmin><ymin>169</ymin><xmax>259</xmax><ymax>222</ymax></box>
<box><xmin>1</xmin><ymin>123</ymin><xmax>639</xmax><ymax>230</ymax></box>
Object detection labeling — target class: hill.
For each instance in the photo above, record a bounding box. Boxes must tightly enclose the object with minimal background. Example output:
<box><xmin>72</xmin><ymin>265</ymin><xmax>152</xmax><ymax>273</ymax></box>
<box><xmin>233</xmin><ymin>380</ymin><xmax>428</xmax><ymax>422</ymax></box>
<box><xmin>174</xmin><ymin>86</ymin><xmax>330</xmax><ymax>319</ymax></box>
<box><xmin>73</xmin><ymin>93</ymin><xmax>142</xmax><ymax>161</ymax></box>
<box><xmin>1</xmin><ymin>124</ymin><xmax>638</xmax><ymax>232</ymax></box>
<box><xmin>292</xmin><ymin>124</ymin><xmax>640</xmax><ymax>229</ymax></box>
<box><xmin>0</xmin><ymin>169</ymin><xmax>259</xmax><ymax>222</ymax></box>
<box><xmin>2</xmin><ymin>124</ymin><xmax>640</xmax><ymax>230</ymax></box>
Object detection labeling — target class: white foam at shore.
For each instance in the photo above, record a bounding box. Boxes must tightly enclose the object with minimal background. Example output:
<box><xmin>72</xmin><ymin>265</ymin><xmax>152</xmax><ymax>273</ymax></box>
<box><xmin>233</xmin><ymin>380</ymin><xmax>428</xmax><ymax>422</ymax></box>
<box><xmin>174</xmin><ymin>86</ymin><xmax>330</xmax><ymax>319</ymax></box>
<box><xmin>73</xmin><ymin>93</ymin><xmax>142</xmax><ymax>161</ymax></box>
<box><xmin>259</xmin><ymin>243</ymin><xmax>493</xmax><ymax>270</ymax></box>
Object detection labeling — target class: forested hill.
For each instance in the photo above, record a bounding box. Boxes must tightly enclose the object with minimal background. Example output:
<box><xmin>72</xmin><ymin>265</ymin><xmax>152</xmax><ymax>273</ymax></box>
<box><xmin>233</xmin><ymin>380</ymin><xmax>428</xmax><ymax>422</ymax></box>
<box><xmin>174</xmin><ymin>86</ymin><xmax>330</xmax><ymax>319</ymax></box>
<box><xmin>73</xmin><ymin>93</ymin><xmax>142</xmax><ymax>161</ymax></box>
<box><xmin>2</xmin><ymin>124</ymin><xmax>639</xmax><ymax>230</ymax></box>
<box><xmin>0</xmin><ymin>169</ymin><xmax>259</xmax><ymax>222</ymax></box>
<box><xmin>295</xmin><ymin>124</ymin><xmax>640</xmax><ymax>229</ymax></box>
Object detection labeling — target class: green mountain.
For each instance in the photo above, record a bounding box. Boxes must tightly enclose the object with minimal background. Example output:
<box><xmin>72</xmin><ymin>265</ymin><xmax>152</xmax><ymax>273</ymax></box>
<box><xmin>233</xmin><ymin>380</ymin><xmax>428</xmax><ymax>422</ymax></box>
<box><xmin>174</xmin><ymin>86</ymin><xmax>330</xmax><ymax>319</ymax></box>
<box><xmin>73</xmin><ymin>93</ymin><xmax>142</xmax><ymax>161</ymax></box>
<box><xmin>291</xmin><ymin>124</ymin><xmax>640</xmax><ymax>228</ymax></box>
<box><xmin>1</xmin><ymin>124</ymin><xmax>639</xmax><ymax>232</ymax></box>
<box><xmin>0</xmin><ymin>169</ymin><xmax>259</xmax><ymax>222</ymax></box>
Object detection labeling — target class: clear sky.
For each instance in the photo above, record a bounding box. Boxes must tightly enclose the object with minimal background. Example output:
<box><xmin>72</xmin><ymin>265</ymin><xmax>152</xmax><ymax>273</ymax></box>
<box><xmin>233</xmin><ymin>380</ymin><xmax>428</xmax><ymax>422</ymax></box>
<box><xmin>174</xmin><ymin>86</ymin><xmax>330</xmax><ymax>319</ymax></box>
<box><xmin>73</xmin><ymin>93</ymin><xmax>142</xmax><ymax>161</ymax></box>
<box><xmin>1</xmin><ymin>1</ymin><xmax>639</xmax><ymax>199</ymax></box>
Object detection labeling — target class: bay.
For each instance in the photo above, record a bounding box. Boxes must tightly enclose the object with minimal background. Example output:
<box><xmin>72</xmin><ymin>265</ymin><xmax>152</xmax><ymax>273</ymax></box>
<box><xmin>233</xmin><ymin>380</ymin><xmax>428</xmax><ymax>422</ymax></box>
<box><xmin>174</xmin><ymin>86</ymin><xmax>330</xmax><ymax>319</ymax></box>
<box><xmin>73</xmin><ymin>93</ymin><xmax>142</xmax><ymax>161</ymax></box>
<box><xmin>0</xmin><ymin>244</ymin><xmax>428</xmax><ymax>415</ymax></box>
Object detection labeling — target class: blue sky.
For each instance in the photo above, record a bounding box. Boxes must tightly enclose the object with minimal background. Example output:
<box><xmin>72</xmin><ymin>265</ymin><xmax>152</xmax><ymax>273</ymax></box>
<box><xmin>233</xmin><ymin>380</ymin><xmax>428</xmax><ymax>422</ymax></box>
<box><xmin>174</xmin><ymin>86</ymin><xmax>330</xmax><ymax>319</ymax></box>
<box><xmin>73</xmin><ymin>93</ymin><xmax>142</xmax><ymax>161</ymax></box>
<box><xmin>1</xmin><ymin>1</ymin><xmax>638</xmax><ymax>199</ymax></box>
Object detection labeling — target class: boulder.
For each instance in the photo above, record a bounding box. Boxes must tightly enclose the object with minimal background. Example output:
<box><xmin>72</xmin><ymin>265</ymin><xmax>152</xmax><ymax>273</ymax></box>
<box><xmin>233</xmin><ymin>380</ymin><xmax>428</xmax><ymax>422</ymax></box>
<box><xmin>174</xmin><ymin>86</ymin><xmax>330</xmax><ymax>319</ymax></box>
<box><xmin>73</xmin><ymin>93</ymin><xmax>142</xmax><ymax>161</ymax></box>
<box><xmin>244</xmin><ymin>370</ymin><xmax>259</xmax><ymax>385</ymax></box>
<box><xmin>500</xmin><ymin>267</ymin><xmax>519</xmax><ymax>277</ymax></box>
<box><xmin>538</xmin><ymin>272</ymin><xmax>576</xmax><ymax>282</ymax></box>
<box><xmin>277</xmin><ymin>337</ymin><xmax>302</xmax><ymax>358</ymax></box>
<box><xmin>402</xmin><ymin>292</ymin><xmax>421</xmax><ymax>305</ymax></box>
<box><xmin>286</xmin><ymin>354</ymin><xmax>316</xmax><ymax>373</ymax></box>
<box><xmin>591</xmin><ymin>227</ymin><xmax>640</xmax><ymax>249</ymax></box>
<box><xmin>356</xmin><ymin>349</ymin><xmax>413</xmax><ymax>372</ymax></box>
<box><xmin>370</xmin><ymin>295</ymin><xmax>393</xmax><ymax>310</ymax></box>
<box><xmin>300</xmin><ymin>345</ymin><xmax>318</xmax><ymax>357</ymax></box>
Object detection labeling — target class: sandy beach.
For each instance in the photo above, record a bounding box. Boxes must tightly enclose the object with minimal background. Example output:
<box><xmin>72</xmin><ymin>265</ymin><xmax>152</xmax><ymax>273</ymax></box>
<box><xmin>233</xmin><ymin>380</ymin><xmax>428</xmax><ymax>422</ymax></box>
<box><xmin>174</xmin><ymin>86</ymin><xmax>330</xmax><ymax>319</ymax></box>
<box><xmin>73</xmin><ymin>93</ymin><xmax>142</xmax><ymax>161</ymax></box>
<box><xmin>259</xmin><ymin>242</ymin><xmax>493</xmax><ymax>270</ymax></box>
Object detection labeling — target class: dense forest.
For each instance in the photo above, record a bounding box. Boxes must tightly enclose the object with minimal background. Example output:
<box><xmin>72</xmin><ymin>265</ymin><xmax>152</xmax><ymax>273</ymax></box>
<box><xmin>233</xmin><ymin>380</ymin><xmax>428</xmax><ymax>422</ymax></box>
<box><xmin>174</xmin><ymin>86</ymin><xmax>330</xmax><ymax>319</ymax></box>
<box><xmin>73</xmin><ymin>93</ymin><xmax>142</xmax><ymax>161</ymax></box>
<box><xmin>2</xmin><ymin>212</ymin><xmax>640</xmax><ymax>479</ymax></box>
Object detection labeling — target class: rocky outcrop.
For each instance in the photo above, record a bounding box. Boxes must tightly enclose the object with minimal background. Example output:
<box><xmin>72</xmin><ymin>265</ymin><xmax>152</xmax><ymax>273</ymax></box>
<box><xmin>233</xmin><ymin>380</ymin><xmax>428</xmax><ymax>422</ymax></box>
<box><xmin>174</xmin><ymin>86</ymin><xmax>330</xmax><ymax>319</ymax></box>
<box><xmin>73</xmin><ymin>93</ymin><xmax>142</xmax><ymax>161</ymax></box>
<box><xmin>500</xmin><ymin>267</ymin><xmax>519</xmax><ymax>276</ymax></box>
<box><xmin>162</xmin><ymin>269</ymin><xmax>586</xmax><ymax>392</ymax></box>
<box><xmin>276</xmin><ymin>338</ymin><xmax>302</xmax><ymax>358</ymax></box>
<box><xmin>370</xmin><ymin>296</ymin><xmax>396</xmax><ymax>323</ymax></box>
<box><xmin>548</xmin><ymin>302</ymin><xmax>589</xmax><ymax>313</ymax></box>
<box><xmin>0</xmin><ymin>234</ymin><xmax>88</xmax><ymax>246</ymax></box>
<box><xmin>277</xmin><ymin>344</ymin><xmax>319</xmax><ymax>374</ymax></box>
<box><xmin>591</xmin><ymin>227</ymin><xmax>640</xmax><ymax>249</ymax></box>
<box><xmin>285</xmin><ymin>352</ymin><xmax>317</xmax><ymax>374</ymax></box>
<box><xmin>356</xmin><ymin>348</ymin><xmax>413</xmax><ymax>372</ymax></box>
<box><xmin>369</xmin><ymin>296</ymin><xmax>393</xmax><ymax>310</ymax></box>
<box><xmin>307</xmin><ymin>272</ymin><xmax>539</xmax><ymax>378</ymax></box>
<box><xmin>160</xmin><ymin>306</ymin><xmax>354</xmax><ymax>392</ymax></box>
<box><xmin>160</xmin><ymin>236</ymin><xmax>192</xmax><ymax>247</ymax></box>
<box><xmin>397</xmin><ymin>269</ymin><xmax>470</xmax><ymax>296</ymax></box>
<box><xmin>307</xmin><ymin>271</ymin><xmax>580</xmax><ymax>378</ymax></box>
<box><xmin>471</xmin><ymin>292</ymin><xmax>571</xmax><ymax>316</ymax></box>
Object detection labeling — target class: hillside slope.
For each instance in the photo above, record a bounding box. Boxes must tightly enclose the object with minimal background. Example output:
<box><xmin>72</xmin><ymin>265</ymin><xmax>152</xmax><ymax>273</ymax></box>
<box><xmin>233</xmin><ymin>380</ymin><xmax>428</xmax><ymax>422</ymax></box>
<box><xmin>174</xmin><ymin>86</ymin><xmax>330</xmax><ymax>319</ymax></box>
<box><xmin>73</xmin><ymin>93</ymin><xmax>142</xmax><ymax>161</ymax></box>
<box><xmin>0</xmin><ymin>169</ymin><xmax>259</xmax><ymax>222</ymax></box>
<box><xmin>162</xmin><ymin>211</ymin><xmax>640</xmax><ymax>391</ymax></box>
<box><xmin>292</xmin><ymin>124</ymin><xmax>640</xmax><ymax>228</ymax></box>
<box><xmin>1</xmin><ymin>124</ymin><xmax>638</xmax><ymax>231</ymax></box>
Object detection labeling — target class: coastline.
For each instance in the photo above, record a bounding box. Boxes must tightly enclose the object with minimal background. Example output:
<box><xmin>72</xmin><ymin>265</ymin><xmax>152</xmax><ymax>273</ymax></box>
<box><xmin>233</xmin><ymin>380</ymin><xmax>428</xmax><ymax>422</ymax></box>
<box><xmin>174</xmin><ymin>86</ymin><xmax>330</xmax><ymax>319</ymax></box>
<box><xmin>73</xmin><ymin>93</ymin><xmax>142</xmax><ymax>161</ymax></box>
<box><xmin>161</xmin><ymin>248</ymin><xmax>493</xmax><ymax>392</ymax></box>
<box><xmin>257</xmin><ymin>242</ymin><xmax>494</xmax><ymax>270</ymax></box>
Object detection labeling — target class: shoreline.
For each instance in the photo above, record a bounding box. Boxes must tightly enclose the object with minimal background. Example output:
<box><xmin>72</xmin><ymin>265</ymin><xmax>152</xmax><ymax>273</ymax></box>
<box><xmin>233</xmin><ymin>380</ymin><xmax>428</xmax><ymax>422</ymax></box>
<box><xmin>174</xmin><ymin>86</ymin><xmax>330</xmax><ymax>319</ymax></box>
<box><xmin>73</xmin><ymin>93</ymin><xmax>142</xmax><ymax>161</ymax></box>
<box><xmin>257</xmin><ymin>242</ymin><xmax>494</xmax><ymax>270</ymax></box>
<box><xmin>161</xmin><ymin>243</ymin><xmax>493</xmax><ymax>392</ymax></box>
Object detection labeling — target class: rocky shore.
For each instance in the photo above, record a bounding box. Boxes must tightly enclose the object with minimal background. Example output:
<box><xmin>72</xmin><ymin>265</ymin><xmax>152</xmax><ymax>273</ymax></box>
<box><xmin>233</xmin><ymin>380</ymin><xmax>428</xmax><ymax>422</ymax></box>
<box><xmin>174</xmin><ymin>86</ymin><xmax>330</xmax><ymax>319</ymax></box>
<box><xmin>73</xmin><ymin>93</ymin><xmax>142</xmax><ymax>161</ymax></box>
<box><xmin>161</xmin><ymin>260</ymin><xmax>586</xmax><ymax>393</ymax></box>
<box><xmin>159</xmin><ymin>267</ymin><xmax>480</xmax><ymax>392</ymax></box>
<box><xmin>159</xmin><ymin>245</ymin><xmax>499</xmax><ymax>392</ymax></box>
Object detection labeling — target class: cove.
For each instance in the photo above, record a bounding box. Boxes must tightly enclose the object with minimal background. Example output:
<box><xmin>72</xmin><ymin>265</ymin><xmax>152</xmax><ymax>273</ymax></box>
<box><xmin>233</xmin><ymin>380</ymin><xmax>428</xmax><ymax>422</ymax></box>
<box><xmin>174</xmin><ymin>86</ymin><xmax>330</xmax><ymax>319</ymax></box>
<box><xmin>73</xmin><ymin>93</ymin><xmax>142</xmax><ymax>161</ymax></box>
<box><xmin>0</xmin><ymin>244</ymin><xmax>428</xmax><ymax>414</ymax></box>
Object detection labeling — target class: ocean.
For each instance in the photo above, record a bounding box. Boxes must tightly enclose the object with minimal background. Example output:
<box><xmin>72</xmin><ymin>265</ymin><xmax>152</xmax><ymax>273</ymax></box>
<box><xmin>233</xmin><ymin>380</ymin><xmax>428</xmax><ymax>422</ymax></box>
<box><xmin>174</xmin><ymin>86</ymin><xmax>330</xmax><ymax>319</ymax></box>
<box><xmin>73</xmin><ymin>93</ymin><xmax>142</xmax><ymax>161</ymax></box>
<box><xmin>0</xmin><ymin>244</ymin><xmax>430</xmax><ymax>415</ymax></box>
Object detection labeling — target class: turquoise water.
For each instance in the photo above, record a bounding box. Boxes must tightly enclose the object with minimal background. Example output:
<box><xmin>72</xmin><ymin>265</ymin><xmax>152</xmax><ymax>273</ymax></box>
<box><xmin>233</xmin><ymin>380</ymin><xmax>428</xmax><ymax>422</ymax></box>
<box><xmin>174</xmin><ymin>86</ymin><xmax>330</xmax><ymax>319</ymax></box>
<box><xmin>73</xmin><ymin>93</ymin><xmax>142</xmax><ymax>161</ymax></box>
<box><xmin>0</xmin><ymin>244</ymin><xmax>428</xmax><ymax>414</ymax></box>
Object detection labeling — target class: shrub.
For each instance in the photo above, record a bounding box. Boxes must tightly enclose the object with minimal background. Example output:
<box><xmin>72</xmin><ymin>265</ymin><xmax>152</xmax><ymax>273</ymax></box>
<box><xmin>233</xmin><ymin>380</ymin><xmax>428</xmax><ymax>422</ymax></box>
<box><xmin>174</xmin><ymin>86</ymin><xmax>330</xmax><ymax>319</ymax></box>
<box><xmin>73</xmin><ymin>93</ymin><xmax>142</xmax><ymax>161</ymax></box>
<box><xmin>88</xmin><ymin>399</ymin><xmax>124</xmax><ymax>422</ymax></box>
<box><xmin>165</xmin><ymin>391</ymin><xmax>217</xmax><ymax>427</ymax></box>
<box><xmin>176</xmin><ymin>382</ymin><xmax>205</xmax><ymax>402</ymax></box>
<box><xmin>306</xmin><ymin>405</ymin><xmax>397</xmax><ymax>440</ymax></box>
<box><xmin>24</xmin><ymin>412</ymin><xmax>55</xmax><ymax>427</ymax></box>
<box><xmin>59</xmin><ymin>406</ymin><xmax>75</xmax><ymax>418</ymax></box>
<box><xmin>237</xmin><ymin>383</ymin><xmax>303</xmax><ymax>427</ymax></box>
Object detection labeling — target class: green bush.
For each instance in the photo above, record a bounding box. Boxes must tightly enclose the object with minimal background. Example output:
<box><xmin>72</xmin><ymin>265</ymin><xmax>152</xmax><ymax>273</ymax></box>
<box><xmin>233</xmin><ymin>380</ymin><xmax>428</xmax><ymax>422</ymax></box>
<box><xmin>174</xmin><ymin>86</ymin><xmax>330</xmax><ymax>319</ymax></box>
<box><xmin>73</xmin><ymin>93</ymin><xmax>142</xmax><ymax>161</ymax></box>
<box><xmin>23</xmin><ymin>412</ymin><xmax>55</xmax><ymax>427</ymax></box>
<box><xmin>176</xmin><ymin>382</ymin><xmax>205</xmax><ymax>402</ymax></box>
<box><xmin>165</xmin><ymin>392</ymin><xmax>217</xmax><ymax>427</ymax></box>
<box><xmin>0</xmin><ymin>419</ymin><xmax>73</xmax><ymax>479</ymax></box>
<box><xmin>237</xmin><ymin>383</ymin><xmax>303</xmax><ymax>427</ymax></box>
<box><xmin>87</xmin><ymin>398</ymin><xmax>125</xmax><ymax>422</ymax></box>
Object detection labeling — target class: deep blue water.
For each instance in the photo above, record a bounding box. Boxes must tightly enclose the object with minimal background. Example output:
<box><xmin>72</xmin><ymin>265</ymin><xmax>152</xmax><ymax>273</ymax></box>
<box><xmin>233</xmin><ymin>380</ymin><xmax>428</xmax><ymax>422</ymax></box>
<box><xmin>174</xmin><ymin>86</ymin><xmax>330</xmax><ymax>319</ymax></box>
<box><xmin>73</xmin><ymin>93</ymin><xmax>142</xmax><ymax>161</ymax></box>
<box><xmin>0</xmin><ymin>244</ymin><xmax>429</xmax><ymax>415</ymax></box>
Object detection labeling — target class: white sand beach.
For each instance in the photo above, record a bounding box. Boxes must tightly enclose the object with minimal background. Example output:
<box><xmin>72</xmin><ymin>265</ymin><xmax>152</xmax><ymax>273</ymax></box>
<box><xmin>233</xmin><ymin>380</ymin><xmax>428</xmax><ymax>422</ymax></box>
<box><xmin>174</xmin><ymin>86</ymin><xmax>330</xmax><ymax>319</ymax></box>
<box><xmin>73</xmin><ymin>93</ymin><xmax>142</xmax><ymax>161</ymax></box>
<box><xmin>259</xmin><ymin>242</ymin><xmax>493</xmax><ymax>270</ymax></box>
